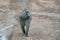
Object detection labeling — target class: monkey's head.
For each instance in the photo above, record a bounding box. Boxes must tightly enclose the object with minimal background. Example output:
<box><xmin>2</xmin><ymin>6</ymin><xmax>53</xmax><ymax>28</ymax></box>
<box><xmin>23</xmin><ymin>8</ymin><xmax>31</xmax><ymax>18</ymax></box>
<box><xmin>23</xmin><ymin>10</ymin><xmax>31</xmax><ymax>20</ymax></box>
<box><xmin>20</xmin><ymin>8</ymin><xmax>31</xmax><ymax>20</ymax></box>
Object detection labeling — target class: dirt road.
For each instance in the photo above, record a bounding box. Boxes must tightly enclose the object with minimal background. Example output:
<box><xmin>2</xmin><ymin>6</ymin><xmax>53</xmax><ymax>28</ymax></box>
<box><xmin>12</xmin><ymin>12</ymin><xmax>60</xmax><ymax>40</ymax></box>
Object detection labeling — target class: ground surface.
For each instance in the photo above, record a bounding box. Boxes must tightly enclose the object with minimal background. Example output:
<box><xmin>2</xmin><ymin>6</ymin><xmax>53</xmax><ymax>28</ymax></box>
<box><xmin>11</xmin><ymin>12</ymin><xmax>60</xmax><ymax>40</ymax></box>
<box><xmin>0</xmin><ymin>0</ymin><xmax>60</xmax><ymax>40</ymax></box>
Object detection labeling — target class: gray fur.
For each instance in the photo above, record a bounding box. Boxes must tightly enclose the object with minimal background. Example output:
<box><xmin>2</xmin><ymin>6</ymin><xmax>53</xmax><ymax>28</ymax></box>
<box><xmin>19</xmin><ymin>8</ymin><xmax>32</xmax><ymax>37</ymax></box>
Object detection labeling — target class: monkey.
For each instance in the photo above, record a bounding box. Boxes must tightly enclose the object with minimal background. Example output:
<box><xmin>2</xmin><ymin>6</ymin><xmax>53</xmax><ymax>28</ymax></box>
<box><xmin>19</xmin><ymin>8</ymin><xmax>32</xmax><ymax>37</ymax></box>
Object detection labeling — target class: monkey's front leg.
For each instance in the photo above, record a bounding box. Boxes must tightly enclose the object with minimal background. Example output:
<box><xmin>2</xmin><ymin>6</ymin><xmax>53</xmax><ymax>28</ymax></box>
<box><xmin>24</xmin><ymin>19</ymin><xmax>31</xmax><ymax>37</ymax></box>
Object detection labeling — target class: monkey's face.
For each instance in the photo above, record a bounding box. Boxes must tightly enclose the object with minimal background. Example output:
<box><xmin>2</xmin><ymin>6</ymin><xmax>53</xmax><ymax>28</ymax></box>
<box><xmin>21</xmin><ymin>11</ymin><xmax>31</xmax><ymax>20</ymax></box>
<box><xmin>26</xmin><ymin>11</ymin><xmax>31</xmax><ymax>17</ymax></box>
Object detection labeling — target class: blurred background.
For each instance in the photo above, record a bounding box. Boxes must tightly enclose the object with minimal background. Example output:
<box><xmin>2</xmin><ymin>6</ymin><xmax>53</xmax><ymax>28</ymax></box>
<box><xmin>0</xmin><ymin>0</ymin><xmax>60</xmax><ymax>40</ymax></box>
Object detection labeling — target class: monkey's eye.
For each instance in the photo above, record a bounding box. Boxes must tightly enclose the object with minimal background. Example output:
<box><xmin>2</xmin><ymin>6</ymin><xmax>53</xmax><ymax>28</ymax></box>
<box><xmin>26</xmin><ymin>13</ymin><xmax>28</xmax><ymax>15</ymax></box>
